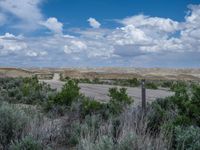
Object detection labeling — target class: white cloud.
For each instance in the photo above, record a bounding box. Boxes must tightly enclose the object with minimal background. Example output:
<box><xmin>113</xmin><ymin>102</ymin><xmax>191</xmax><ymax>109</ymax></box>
<box><xmin>1</xmin><ymin>33</ymin><xmax>16</xmax><ymax>39</ymax></box>
<box><xmin>40</xmin><ymin>17</ymin><xmax>63</xmax><ymax>34</ymax></box>
<box><xmin>0</xmin><ymin>33</ymin><xmax>27</xmax><ymax>55</ymax></box>
<box><xmin>0</xmin><ymin>0</ymin><xmax>66</xmax><ymax>33</ymax></box>
<box><xmin>108</xmin><ymin>25</ymin><xmax>150</xmax><ymax>46</ymax></box>
<box><xmin>64</xmin><ymin>40</ymin><xmax>87</xmax><ymax>54</ymax></box>
<box><xmin>119</xmin><ymin>14</ymin><xmax>179</xmax><ymax>32</ymax></box>
<box><xmin>0</xmin><ymin>4</ymin><xmax>200</xmax><ymax>67</ymax></box>
<box><xmin>0</xmin><ymin>0</ymin><xmax>43</xmax><ymax>30</ymax></box>
<box><xmin>185</xmin><ymin>4</ymin><xmax>200</xmax><ymax>27</ymax></box>
<box><xmin>0</xmin><ymin>32</ymin><xmax>47</xmax><ymax>57</ymax></box>
<box><xmin>87</xmin><ymin>17</ymin><xmax>101</xmax><ymax>28</ymax></box>
<box><xmin>26</xmin><ymin>51</ymin><xmax>38</xmax><ymax>57</ymax></box>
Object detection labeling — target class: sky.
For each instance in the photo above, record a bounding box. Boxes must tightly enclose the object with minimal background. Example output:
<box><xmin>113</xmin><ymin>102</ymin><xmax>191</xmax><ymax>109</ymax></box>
<box><xmin>0</xmin><ymin>0</ymin><xmax>200</xmax><ymax>68</ymax></box>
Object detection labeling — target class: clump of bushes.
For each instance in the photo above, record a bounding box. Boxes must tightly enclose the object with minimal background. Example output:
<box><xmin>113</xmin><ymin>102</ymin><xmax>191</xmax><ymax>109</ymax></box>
<box><xmin>44</xmin><ymin>79</ymin><xmax>81</xmax><ymax>113</ymax></box>
<box><xmin>161</xmin><ymin>81</ymin><xmax>174</xmax><ymax>88</ymax></box>
<box><xmin>146</xmin><ymin>82</ymin><xmax>200</xmax><ymax>149</ymax></box>
<box><xmin>174</xmin><ymin>126</ymin><xmax>200</xmax><ymax>150</ymax></box>
<box><xmin>2</xmin><ymin>76</ymin><xmax>200</xmax><ymax>149</ymax></box>
<box><xmin>53</xmin><ymin>79</ymin><xmax>80</xmax><ymax>106</ymax></box>
<box><xmin>112</xmin><ymin>78</ymin><xmax>140</xmax><ymax>87</ymax></box>
<box><xmin>127</xmin><ymin>78</ymin><xmax>140</xmax><ymax>87</ymax></box>
<box><xmin>10</xmin><ymin>136</ymin><xmax>43</xmax><ymax>150</ymax></box>
<box><xmin>0</xmin><ymin>77</ymin><xmax>54</xmax><ymax>105</ymax></box>
<box><xmin>80</xmin><ymin>98</ymin><xmax>107</xmax><ymax>118</ymax></box>
<box><xmin>170</xmin><ymin>81</ymin><xmax>188</xmax><ymax>92</ymax></box>
<box><xmin>145</xmin><ymin>82</ymin><xmax>158</xmax><ymax>89</ymax></box>
<box><xmin>0</xmin><ymin>102</ymin><xmax>28</xmax><ymax>149</ymax></box>
<box><xmin>108</xmin><ymin>87</ymin><xmax>133</xmax><ymax>115</ymax></box>
<box><xmin>79</xmin><ymin>78</ymin><xmax>92</xmax><ymax>83</ymax></box>
<box><xmin>76</xmin><ymin>107</ymin><xmax>169</xmax><ymax>150</ymax></box>
<box><xmin>74</xmin><ymin>77</ymin><xmax>141</xmax><ymax>87</ymax></box>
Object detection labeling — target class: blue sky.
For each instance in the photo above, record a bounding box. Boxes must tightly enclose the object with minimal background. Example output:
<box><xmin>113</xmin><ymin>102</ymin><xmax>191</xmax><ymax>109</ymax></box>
<box><xmin>0</xmin><ymin>0</ymin><xmax>200</xmax><ymax>67</ymax></box>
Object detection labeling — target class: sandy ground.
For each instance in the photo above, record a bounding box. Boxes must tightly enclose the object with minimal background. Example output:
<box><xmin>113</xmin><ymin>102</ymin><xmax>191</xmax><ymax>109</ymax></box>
<box><xmin>40</xmin><ymin>75</ymin><xmax>174</xmax><ymax>105</ymax></box>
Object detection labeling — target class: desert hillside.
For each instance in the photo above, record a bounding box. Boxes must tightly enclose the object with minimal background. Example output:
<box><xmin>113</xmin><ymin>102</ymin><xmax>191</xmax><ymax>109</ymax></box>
<box><xmin>1</xmin><ymin>67</ymin><xmax>200</xmax><ymax>80</ymax></box>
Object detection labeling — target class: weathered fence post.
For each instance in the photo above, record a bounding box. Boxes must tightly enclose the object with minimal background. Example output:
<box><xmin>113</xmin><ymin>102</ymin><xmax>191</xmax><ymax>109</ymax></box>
<box><xmin>141</xmin><ymin>79</ymin><xmax>146</xmax><ymax>111</ymax></box>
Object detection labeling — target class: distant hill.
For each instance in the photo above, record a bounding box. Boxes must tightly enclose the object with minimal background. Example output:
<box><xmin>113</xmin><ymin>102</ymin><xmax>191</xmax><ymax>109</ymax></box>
<box><xmin>0</xmin><ymin>68</ymin><xmax>32</xmax><ymax>78</ymax></box>
<box><xmin>1</xmin><ymin>67</ymin><xmax>200</xmax><ymax>80</ymax></box>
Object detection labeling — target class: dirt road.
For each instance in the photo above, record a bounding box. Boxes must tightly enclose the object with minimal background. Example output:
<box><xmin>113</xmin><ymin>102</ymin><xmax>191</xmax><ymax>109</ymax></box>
<box><xmin>40</xmin><ymin>75</ymin><xmax>174</xmax><ymax>105</ymax></box>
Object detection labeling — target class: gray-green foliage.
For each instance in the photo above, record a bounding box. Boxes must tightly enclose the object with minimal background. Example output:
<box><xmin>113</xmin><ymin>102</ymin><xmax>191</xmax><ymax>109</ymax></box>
<box><xmin>117</xmin><ymin>134</ymin><xmax>136</xmax><ymax>150</ymax></box>
<box><xmin>45</xmin><ymin>79</ymin><xmax>80</xmax><ymax>112</ymax></box>
<box><xmin>9</xmin><ymin>136</ymin><xmax>43</xmax><ymax>150</ymax></box>
<box><xmin>0</xmin><ymin>77</ymin><xmax>54</xmax><ymax>105</ymax></box>
<box><xmin>0</xmin><ymin>102</ymin><xmax>28</xmax><ymax>149</ymax></box>
<box><xmin>108</xmin><ymin>87</ymin><xmax>133</xmax><ymax>115</ymax></box>
<box><xmin>78</xmin><ymin>135</ymin><xmax>114</xmax><ymax>150</ymax></box>
<box><xmin>63</xmin><ymin>121</ymin><xmax>81</xmax><ymax>146</ymax></box>
<box><xmin>175</xmin><ymin>126</ymin><xmax>200</xmax><ymax>150</ymax></box>
<box><xmin>145</xmin><ymin>82</ymin><xmax>158</xmax><ymax>89</ymax></box>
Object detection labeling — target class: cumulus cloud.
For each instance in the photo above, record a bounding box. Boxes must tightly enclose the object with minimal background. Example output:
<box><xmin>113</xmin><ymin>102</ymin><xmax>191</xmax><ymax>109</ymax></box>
<box><xmin>64</xmin><ymin>40</ymin><xmax>87</xmax><ymax>54</ymax></box>
<box><xmin>108</xmin><ymin>25</ymin><xmax>150</xmax><ymax>46</ymax></box>
<box><xmin>0</xmin><ymin>32</ymin><xmax>47</xmax><ymax>57</ymax></box>
<box><xmin>0</xmin><ymin>0</ymin><xmax>43</xmax><ymax>30</ymax></box>
<box><xmin>40</xmin><ymin>17</ymin><xmax>63</xmax><ymax>34</ymax></box>
<box><xmin>1</xmin><ymin>4</ymin><xmax>200</xmax><ymax>67</ymax></box>
<box><xmin>0</xmin><ymin>0</ymin><xmax>64</xmax><ymax>33</ymax></box>
<box><xmin>87</xmin><ymin>17</ymin><xmax>101</xmax><ymax>28</ymax></box>
<box><xmin>119</xmin><ymin>14</ymin><xmax>179</xmax><ymax>33</ymax></box>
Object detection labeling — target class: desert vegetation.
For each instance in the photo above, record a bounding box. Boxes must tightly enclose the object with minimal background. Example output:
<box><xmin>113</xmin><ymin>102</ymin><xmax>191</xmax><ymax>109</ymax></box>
<box><xmin>0</xmin><ymin>76</ymin><xmax>200</xmax><ymax>149</ymax></box>
<box><xmin>62</xmin><ymin>76</ymin><xmax>180</xmax><ymax>90</ymax></box>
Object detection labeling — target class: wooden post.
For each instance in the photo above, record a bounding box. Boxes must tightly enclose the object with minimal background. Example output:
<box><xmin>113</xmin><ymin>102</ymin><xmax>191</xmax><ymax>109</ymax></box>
<box><xmin>141</xmin><ymin>79</ymin><xmax>146</xmax><ymax>111</ymax></box>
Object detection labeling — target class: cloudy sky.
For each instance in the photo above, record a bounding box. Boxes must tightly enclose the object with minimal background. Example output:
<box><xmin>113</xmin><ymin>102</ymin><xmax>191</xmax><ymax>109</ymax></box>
<box><xmin>0</xmin><ymin>0</ymin><xmax>200</xmax><ymax>67</ymax></box>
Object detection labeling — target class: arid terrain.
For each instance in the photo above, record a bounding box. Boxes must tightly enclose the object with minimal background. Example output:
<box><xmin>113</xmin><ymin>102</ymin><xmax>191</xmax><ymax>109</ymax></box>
<box><xmin>0</xmin><ymin>68</ymin><xmax>176</xmax><ymax>105</ymax></box>
<box><xmin>1</xmin><ymin>67</ymin><xmax>200</xmax><ymax>80</ymax></box>
<box><xmin>0</xmin><ymin>68</ymin><xmax>200</xmax><ymax>149</ymax></box>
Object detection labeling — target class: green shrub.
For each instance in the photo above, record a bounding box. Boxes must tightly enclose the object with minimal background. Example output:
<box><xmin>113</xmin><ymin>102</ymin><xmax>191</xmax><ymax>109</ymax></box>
<box><xmin>145</xmin><ymin>82</ymin><xmax>158</xmax><ymax>89</ymax></box>
<box><xmin>108</xmin><ymin>87</ymin><xmax>133</xmax><ymax>115</ymax></box>
<box><xmin>77</xmin><ymin>115</ymin><xmax>109</xmax><ymax>150</ymax></box>
<box><xmin>170</xmin><ymin>81</ymin><xmax>187</xmax><ymax>92</ymax></box>
<box><xmin>112</xmin><ymin>78</ymin><xmax>140</xmax><ymax>87</ymax></box>
<box><xmin>175</xmin><ymin>126</ymin><xmax>200</xmax><ymax>150</ymax></box>
<box><xmin>170</xmin><ymin>83</ymin><xmax>200</xmax><ymax>126</ymax></box>
<box><xmin>0</xmin><ymin>77</ymin><xmax>54</xmax><ymax>105</ymax></box>
<box><xmin>127</xmin><ymin>78</ymin><xmax>140</xmax><ymax>87</ymax></box>
<box><xmin>9</xmin><ymin>136</ymin><xmax>43</xmax><ymax>150</ymax></box>
<box><xmin>147</xmin><ymin>83</ymin><xmax>200</xmax><ymax>148</ymax></box>
<box><xmin>80</xmin><ymin>98</ymin><xmax>107</xmax><ymax>118</ymax></box>
<box><xmin>147</xmin><ymin>97</ymin><xmax>177</xmax><ymax>134</ymax></box>
<box><xmin>63</xmin><ymin>121</ymin><xmax>81</xmax><ymax>146</ymax></box>
<box><xmin>50</xmin><ymin>80</ymin><xmax>80</xmax><ymax>106</ymax></box>
<box><xmin>93</xmin><ymin>78</ymin><xmax>101</xmax><ymax>84</ymax></box>
<box><xmin>161</xmin><ymin>81</ymin><xmax>173</xmax><ymax>88</ymax></box>
<box><xmin>43</xmin><ymin>79</ymin><xmax>81</xmax><ymax>115</ymax></box>
<box><xmin>117</xmin><ymin>134</ymin><xmax>136</xmax><ymax>150</ymax></box>
<box><xmin>95</xmin><ymin>136</ymin><xmax>114</xmax><ymax>150</ymax></box>
<box><xmin>79</xmin><ymin>78</ymin><xmax>91</xmax><ymax>83</ymax></box>
<box><xmin>0</xmin><ymin>102</ymin><xmax>28</xmax><ymax>149</ymax></box>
